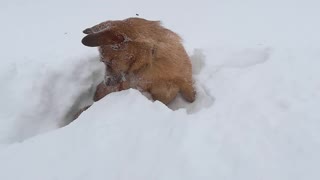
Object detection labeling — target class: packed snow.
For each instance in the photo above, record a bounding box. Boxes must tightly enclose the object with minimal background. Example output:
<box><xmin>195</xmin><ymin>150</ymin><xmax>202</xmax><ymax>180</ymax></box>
<box><xmin>0</xmin><ymin>0</ymin><xmax>320</xmax><ymax>179</ymax></box>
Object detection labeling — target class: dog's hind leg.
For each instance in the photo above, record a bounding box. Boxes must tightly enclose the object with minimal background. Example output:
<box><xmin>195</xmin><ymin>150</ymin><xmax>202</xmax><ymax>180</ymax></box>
<box><xmin>179</xmin><ymin>81</ymin><xmax>196</xmax><ymax>103</ymax></box>
<box><xmin>150</xmin><ymin>83</ymin><xmax>180</xmax><ymax>105</ymax></box>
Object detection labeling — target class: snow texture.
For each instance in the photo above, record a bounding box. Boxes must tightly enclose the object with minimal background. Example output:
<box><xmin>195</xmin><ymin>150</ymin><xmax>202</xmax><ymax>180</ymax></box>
<box><xmin>0</xmin><ymin>0</ymin><xmax>320</xmax><ymax>180</ymax></box>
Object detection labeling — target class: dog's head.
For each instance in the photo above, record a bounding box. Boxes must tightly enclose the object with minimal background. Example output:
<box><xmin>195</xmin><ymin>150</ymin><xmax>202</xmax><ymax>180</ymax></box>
<box><xmin>82</xmin><ymin>18</ymin><xmax>155</xmax><ymax>81</ymax></box>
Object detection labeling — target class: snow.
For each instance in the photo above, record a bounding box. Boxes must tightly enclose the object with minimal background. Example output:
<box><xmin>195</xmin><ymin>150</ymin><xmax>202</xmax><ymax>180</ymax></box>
<box><xmin>1</xmin><ymin>0</ymin><xmax>320</xmax><ymax>179</ymax></box>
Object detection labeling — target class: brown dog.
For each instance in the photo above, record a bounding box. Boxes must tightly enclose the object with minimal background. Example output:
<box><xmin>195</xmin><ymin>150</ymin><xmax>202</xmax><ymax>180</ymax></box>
<box><xmin>82</xmin><ymin>17</ymin><xmax>195</xmax><ymax>107</ymax></box>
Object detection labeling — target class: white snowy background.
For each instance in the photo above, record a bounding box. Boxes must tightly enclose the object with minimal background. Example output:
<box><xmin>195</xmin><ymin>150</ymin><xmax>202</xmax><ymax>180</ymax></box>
<box><xmin>0</xmin><ymin>0</ymin><xmax>320</xmax><ymax>179</ymax></box>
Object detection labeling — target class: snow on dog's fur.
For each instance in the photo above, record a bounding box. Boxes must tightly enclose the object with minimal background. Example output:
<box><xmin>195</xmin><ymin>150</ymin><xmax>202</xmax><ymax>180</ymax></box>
<box><xmin>79</xmin><ymin>17</ymin><xmax>195</xmax><ymax>116</ymax></box>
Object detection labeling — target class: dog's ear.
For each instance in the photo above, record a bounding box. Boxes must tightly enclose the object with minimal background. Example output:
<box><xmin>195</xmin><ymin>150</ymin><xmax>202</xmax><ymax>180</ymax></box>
<box><xmin>83</xmin><ymin>28</ymin><xmax>94</xmax><ymax>34</ymax></box>
<box><xmin>81</xmin><ymin>30</ymin><xmax>125</xmax><ymax>47</ymax></box>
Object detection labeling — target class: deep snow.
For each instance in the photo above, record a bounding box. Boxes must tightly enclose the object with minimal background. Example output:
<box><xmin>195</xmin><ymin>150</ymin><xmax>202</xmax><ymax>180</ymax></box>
<box><xmin>0</xmin><ymin>0</ymin><xmax>320</xmax><ymax>179</ymax></box>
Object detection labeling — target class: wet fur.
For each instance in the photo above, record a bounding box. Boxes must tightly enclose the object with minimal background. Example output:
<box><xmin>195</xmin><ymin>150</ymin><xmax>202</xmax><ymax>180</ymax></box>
<box><xmin>79</xmin><ymin>17</ymin><xmax>195</xmax><ymax>115</ymax></box>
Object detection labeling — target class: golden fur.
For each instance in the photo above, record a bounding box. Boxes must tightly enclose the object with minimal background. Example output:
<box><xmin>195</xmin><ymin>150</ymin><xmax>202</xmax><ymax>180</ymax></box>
<box><xmin>82</xmin><ymin>17</ymin><xmax>196</xmax><ymax>106</ymax></box>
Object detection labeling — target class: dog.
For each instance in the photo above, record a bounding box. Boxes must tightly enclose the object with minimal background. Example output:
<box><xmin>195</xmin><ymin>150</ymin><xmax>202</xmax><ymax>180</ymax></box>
<box><xmin>80</xmin><ymin>17</ymin><xmax>195</xmax><ymax>114</ymax></box>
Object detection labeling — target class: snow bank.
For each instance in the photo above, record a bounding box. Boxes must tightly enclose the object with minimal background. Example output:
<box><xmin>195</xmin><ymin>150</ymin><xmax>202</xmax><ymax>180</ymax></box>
<box><xmin>1</xmin><ymin>47</ymin><xmax>319</xmax><ymax>180</ymax></box>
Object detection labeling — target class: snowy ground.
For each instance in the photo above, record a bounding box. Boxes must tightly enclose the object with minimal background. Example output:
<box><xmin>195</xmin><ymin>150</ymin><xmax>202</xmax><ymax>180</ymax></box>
<box><xmin>0</xmin><ymin>0</ymin><xmax>320</xmax><ymax>179</ymax></box>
